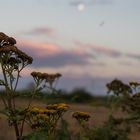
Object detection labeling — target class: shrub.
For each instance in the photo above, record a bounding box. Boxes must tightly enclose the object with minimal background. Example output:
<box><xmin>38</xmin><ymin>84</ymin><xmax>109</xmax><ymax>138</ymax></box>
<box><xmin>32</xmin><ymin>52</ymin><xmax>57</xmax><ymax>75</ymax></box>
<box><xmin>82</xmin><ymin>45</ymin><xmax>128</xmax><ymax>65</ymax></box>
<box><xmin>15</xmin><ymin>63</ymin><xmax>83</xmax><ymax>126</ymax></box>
<box><xmin>69</xmin><ymin>88</ymin><xmax>93</xmax><ymax>103</ymax></box>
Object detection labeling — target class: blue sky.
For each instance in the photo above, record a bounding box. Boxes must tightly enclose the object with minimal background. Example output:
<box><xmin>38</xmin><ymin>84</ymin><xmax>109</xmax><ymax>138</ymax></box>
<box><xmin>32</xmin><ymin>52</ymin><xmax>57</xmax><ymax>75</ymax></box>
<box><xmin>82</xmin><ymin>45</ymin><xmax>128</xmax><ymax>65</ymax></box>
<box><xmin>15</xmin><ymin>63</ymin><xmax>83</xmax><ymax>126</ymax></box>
<box><xmin>0</xmin><ymin>0</ymin><xmax>140</xmax><ymax>95</ymax></box>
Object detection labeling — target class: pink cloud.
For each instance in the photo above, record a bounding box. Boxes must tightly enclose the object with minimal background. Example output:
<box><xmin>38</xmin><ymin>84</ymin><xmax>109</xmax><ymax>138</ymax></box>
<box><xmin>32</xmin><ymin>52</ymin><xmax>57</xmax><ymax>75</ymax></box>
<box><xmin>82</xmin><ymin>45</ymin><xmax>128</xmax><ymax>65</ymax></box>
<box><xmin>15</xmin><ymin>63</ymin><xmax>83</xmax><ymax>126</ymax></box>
<box><xmin>17</xmin><ymin>39</ymin><xmax>94</xmax><ymax>68</ymax></box>
<box><xmin>18</xmin><ymin>39</ymin><xmax>60</xmax><ymax>57</ymax></box>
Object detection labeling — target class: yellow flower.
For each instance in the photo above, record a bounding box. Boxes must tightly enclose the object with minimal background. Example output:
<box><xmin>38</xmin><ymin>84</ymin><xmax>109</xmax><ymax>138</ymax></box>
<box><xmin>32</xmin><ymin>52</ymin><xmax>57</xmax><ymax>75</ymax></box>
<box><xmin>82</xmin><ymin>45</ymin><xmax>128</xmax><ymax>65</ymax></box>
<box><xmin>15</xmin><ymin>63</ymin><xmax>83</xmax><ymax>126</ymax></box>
<box><xmin>46</xmin><ymin>104</ymin><xmax>58</xmax><ymax>110</ymax></box>
<box><xmin>36</xmin><ymin>114</ymin><xmax>49</xmax><ymax>121</ymax></box>
<box><xmin>58</xmin><ymin>103</ymin><xmax>69</xmax><ymax>107</ymax></box>
<box><xmin>43</xmin><ymin>109</ymin><xmax>57</xmax><ymax>115</ymax></box>
<box><xmin>38</xmin><ymin>109</ymin><xmax>45</xmax><ymax>114</ymax></box>
<box><xmin>72</xmin><ymin>111</ymin><xmax>90</xmax><ymax>121</ymax></box>
<box><xmin>57</xmin><ymin>105</ymin><xmax>68</xmax><ymax>112</ymax></box>
<box><xmin>29</xmin><ymin>107</ymin><xmax>40</xmax><ymax>114</ymax></box>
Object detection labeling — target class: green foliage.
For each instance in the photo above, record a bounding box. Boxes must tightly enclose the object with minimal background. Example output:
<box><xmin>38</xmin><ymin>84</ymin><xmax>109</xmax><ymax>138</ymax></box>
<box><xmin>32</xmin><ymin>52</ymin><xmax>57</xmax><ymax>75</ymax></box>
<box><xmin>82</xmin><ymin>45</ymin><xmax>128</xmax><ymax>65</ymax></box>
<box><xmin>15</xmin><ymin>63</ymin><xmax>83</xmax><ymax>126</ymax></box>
<box><xmin>90</xmin><ymin>116</ymin><xmax>129</xmax><ymax>140</ymax></box>
<box><xmin>33</xmin><ymin>88</ymin><xmax>93</xmax><ymax>104</ymax></box>
<box><xmin>56</xmin><ymin>119</ymin><xmax>71</xmax><ymax>140</ymax></box>
<box><xmin>77</xmin><ymin>115</ymin><xmax>130</xmax><ymax>140</ymax></box>
<box><xmin>22</xmin><ymin>130</ymin><xmax>50</xmax><ymax>140</ymax></box>
<box><xmin>106</xmin><ymin>79</ymin><xmax>132</xmax><ymax>96</ymax></box>
<box><xmin>69</xmin><ymin>88</ymin><xmax>93</xmax><ymax>103</ymax></box>
<box><xmin>107</xmin><ymin>79</ymin><xmax>140</xmax><ymax>124</ymax></box>
<box><xmin>23</xmin><ymin>123</ymin><xmax>70</xmax><ymax>140</ymax></box>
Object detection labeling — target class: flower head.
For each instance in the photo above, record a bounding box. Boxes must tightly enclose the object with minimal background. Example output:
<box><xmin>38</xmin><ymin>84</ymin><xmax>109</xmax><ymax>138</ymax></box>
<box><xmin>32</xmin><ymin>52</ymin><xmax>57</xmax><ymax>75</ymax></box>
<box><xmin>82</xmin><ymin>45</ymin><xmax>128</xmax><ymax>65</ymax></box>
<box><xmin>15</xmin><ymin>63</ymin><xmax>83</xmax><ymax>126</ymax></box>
<box><xmin>0</xmin><ymin>32</ymin><xmax>16</xmax><ymax>46</ymax></box>
<box><xmin>0</xmin><ymin>45</ymin><xmax>33</xmax><ymax>67</ymax></box>
<box><xmin>129</xmin><ymin>81</ymin><xmax>140</xmax><ymax>88</ymax></box>
<box><xmin>31</xmin><ymin>71</ymin><xmax>62</xmax><ymax>86</ymax></box>
<box><xmin>72</xmin><ymin>111</ymin><xmax>90</xmax><ymax>121</ymax></box>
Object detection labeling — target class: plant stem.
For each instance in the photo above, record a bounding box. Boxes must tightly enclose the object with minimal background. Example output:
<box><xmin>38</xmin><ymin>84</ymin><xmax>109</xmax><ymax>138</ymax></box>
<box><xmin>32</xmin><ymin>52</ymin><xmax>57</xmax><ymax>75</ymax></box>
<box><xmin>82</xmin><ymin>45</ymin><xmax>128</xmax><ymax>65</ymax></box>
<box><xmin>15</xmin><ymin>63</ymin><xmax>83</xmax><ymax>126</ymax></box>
<box><xmin>19</xmin><ymin>84</ymin><xmax>38</xmax><ymax>138</ymax></box>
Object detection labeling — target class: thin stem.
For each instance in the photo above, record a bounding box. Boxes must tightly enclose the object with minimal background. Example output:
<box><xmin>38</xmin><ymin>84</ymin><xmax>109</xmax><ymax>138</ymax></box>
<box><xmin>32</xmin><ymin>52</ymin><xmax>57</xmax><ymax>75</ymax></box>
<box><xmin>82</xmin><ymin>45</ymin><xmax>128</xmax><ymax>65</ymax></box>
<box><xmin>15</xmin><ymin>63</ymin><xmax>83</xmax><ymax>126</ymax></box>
<box><xmin>0</xmin><ymin>95</ymin><xmax>8</xmax><ymax>108</ymax></box>
<box><xmin>11</xmin><ymin>69</ymin><xmax>21</xmax><ymax>110</ymax></box>
<box><xmin>2</xmin><ymin>67</ymin><xmax>12</xmax><ymax>109</ymax></box>
<box><xmin>19</xmin><ymin>83</ymin><xmax>39</xmax><ymax>137</ymax></box>
<box><xmin>1</xmin><ymin>61</ymin><xmax>20</xmax><ymax>139</ymax></box>
<box><xmin>1</xmin><ymin>64</ymin><xmax>9</xmax><ymax>90</ymax></box>
<box><xmin>13</xmin><ymin>120</ymin><xmax>20</xmax><ymax>140</ymax></box>
<box><xmin>14</xmin><ymin>69</ymin><xmax>22</xmax><ymax>91</ymax></box>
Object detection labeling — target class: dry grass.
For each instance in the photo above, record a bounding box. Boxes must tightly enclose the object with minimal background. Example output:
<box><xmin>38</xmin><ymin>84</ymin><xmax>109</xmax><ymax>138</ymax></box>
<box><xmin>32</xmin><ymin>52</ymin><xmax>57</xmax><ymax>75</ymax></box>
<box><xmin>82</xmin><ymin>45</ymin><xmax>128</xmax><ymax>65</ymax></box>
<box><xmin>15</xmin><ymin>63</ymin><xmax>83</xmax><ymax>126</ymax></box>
<box><xmin>0</xmin><ymin>99</ymin><xmax>140</xmax><ymax>140</ymax></box>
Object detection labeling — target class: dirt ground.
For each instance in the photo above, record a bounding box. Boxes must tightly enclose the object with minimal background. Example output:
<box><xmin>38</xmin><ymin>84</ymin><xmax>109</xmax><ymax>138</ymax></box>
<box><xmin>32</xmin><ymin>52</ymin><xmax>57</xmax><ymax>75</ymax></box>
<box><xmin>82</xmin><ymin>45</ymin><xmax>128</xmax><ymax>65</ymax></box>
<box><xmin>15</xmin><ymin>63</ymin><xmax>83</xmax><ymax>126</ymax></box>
<box><xmin>0</xmin><ymin>99</ymin><xmax>140</xmax><ymax>140</ymax></box>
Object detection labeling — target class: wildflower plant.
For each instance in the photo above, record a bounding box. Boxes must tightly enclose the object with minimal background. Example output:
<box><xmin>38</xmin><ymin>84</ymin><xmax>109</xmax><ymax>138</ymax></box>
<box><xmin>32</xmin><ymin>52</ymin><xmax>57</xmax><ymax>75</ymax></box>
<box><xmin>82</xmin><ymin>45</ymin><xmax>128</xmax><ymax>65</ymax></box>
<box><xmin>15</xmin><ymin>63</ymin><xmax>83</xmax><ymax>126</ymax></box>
<box><xmin>72</xmin><ymin>111</ymin><xmax>90</xmax><ymax>125</ymax></box>
<box><xmin>24</xmin><ymin>103</ymin><xmax>69</xmax><ymax>139</ymax></box>
<box><xmin>72</xmin><ymin>111</ymin><xmax>91</xmax><ymax>140</ymax></box>
<box><xmin>106</xmin><ymin>79</ymin><xmax>140</xmax><ymax>116</ymax></box>
<box><xmin>0</xmin><ymin>32</ymin><xmax>33</xmax><ymax>140</ymax></box>
<box><xmin>31</xmin><ymin>71</ymin><xmax>61</xmax><ymax>93</ymax></box>
<box><xmin>105</xmin><ymin>79</ymin><xmax>140</xmax><ymax>139</ymax></box>
<box><xmin>0</xmin><ymin>32</ymin><xmax>63</xmax><ymax>140</ymax></box>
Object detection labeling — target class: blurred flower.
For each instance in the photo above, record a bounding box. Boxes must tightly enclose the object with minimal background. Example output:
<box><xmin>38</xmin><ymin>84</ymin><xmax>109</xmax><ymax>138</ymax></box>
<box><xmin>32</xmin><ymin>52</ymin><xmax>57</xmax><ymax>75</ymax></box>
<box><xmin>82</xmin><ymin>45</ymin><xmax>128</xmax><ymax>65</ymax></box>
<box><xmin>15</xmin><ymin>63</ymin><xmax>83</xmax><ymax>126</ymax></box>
<box><xmin>0</xmin><ymin>45</ymin><xmax>33</xmax><ymax>67</ymax></box>
<box><xmin>106</xmin><ymin>79</ymin><xmax>132</xmax><ymax>96</ymax></box>
<box><xmin>129</xmin><ymin>81</ymin><xmax>140</xmax><ymax>88</ymax></box>
<box><xmin>72</xmin><ymin>111</ymin><xmax>90</xmax><ymax>122</ymax></box>
<box><xmin>31</xmin><ymin>72</ymin><xmax>62</xmax><ymax>87</ymax></box>
<box><xmin>0</xmin><ymin>32</ymin><xmax>16</xmax><ymax>46</ymax></box>
<box><xmin>26</xmin><ymin>104</ymin><xmax>69</xmax><ymax>131</ymax></box>
<box><xmin>36</xmin><ymin>114</ymin><xmax>49</xmax><ymax>121</ymax></box>
<box><xmin>29</xmin><ymin>107</ymin><xmax>40</xmax><ymax>114</ymax></box>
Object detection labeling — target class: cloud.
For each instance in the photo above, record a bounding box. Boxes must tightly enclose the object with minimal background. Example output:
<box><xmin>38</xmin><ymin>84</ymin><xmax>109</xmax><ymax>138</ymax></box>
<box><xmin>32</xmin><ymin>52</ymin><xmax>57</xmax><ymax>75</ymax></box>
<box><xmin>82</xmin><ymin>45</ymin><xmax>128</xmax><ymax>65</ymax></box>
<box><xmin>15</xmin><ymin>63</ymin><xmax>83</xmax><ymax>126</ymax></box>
<box><xmin>74</xmin><ymin>41</ymin><xmax>122</xmax><ymax>58</ymax></box>
<box><xmin>17</xmin><ymin>39</ymin><xmax>127</xmax><ymax>69</ymax></box>
<box><xmin>125</xmin><ymin>53</ymin><xmax>140</xmax><ymax>61</ymax></box>
<box><xmin>20</xmin><ymin>27</ymin><xmax>56</xmax><ymax>38</ymax></box>
<box><xmin>74</xmin><ymin>41</ymin><xmax>140</xmax><ymax>62</ymax></box>
<box><xmin>33</xmin><ymin>51</ymin><xmax>93</xmax><ymax>68</ymax></box>
<box><xmin>18</xmin><ymin>39</ymin><xmax>140</xmax><ymax>71</ymax></box>
<box><xmin>18</xmin><ymin>39</ymin><xmax>94</xmax><ymax>68</ymax></box>
<box><xmin>15</xmin><ymin>39</ymin><xmax>140</xmax><ymax>94</ymax></box>
<box><xmin>18</xmin><ymin>39</ymin><xmax>59</xmax><ymax>56</ymax></box>
<box><xmin>118</xmin><ymin>61</ymin><xmax>134</xmax><ymax>66</ymax></box>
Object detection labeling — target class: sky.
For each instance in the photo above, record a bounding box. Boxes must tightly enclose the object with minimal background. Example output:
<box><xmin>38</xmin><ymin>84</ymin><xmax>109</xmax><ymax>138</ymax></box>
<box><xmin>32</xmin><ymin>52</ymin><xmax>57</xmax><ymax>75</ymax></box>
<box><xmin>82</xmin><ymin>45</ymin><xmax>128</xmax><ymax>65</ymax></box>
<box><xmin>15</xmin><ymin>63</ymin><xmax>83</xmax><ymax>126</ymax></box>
<box><xmin>0</xmin><ymin>0</ymin><xmax>140</xmax><ymax>95</ymax></box>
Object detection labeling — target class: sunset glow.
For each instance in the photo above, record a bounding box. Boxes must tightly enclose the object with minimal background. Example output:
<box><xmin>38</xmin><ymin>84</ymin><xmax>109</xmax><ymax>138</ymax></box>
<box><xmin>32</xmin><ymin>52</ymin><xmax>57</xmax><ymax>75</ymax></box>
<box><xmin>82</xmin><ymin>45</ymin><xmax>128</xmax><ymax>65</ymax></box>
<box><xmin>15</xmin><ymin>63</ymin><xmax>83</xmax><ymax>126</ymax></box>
<box><xmin>0</xmin><ymin>0</ymin><xmax>140</xmax><ymax>95</ymax></box>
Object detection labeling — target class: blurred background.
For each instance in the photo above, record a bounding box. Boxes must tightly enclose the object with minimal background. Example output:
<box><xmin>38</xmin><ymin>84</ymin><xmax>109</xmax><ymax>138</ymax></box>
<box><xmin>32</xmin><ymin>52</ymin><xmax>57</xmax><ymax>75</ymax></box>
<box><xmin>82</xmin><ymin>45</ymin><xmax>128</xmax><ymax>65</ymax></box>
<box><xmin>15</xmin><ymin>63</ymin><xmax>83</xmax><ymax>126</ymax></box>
<box><xmin>0</xmin><ymin>0</ymin><xmax>140</xmax><ymax>95</ymax></box>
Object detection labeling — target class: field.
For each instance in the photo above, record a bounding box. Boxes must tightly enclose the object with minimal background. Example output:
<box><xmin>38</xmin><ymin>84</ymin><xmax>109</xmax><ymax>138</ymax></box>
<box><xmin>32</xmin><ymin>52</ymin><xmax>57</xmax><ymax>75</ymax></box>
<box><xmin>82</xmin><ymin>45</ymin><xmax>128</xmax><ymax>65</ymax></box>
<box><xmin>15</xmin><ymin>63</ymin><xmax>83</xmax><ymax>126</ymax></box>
<box><xmin>0</xmin><ymin>99</ymin><xmax>140</xmax><ymax>140</ymax></box>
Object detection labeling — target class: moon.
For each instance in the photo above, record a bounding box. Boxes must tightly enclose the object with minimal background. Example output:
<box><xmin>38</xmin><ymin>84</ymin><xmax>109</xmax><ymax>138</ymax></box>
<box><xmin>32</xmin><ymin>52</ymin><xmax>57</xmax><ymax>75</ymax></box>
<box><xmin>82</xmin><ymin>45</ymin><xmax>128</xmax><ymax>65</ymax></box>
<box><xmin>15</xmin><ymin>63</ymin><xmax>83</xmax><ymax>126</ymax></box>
<box><xmin>77</xmin><ymin>3</ymin><xmax>85</xmax><ymax>12</ymax></box>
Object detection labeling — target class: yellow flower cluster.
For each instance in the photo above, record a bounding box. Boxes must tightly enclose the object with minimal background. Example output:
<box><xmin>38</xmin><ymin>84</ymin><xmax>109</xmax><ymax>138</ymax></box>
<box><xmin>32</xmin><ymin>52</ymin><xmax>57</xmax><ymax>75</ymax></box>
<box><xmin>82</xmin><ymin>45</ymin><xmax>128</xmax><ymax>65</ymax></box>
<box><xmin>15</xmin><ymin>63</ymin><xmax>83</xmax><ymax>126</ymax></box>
<box><xmin>36</xmin><ymin>114</ymin><xmax>49</xmax><ymax>121</ymax></box>
<box><xmin>26</xmin><ymin>103</ymin><xmax>69</xmax><ymax>130</ymax></box>
<box><xmin>72</xmin><ymin>111</ymin><xmax>90</xmax><ymax>122</ymax></box>
<box><xmin>46</xmin><ymin>103</ymin><xmax>69</xmax><ymax>112</ymax></box>
<box><xmin>29</xmin><ymin>107</ymin><xmax>57</xmax><ymax>116</ymax></box>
